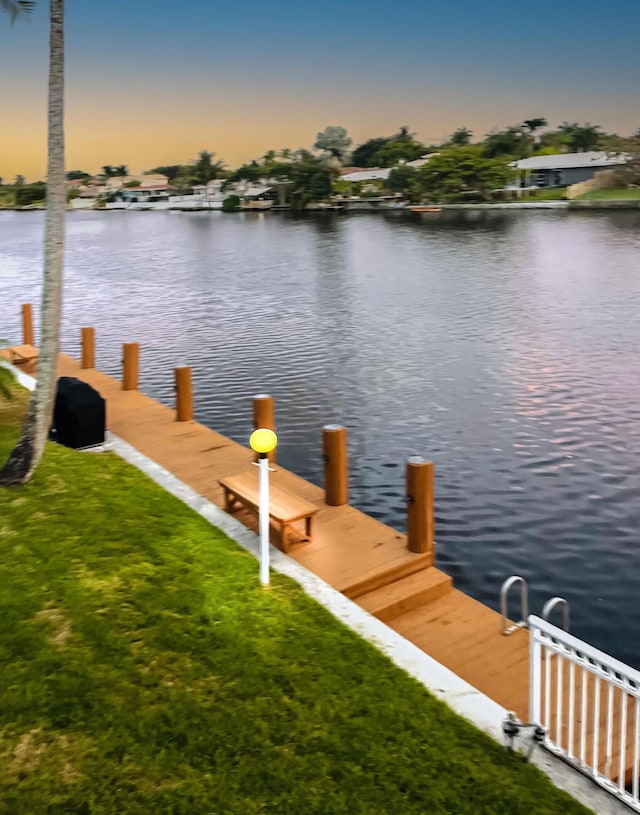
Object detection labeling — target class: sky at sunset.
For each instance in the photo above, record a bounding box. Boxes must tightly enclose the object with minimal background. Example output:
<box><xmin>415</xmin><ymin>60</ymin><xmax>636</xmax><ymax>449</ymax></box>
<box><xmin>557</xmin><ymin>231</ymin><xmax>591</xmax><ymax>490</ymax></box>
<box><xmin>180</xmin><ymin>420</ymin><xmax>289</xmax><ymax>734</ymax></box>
<box><xmin>1</xmin><ymin>0</ymin><xmax>639</xmax><ymax>181</ymax></box>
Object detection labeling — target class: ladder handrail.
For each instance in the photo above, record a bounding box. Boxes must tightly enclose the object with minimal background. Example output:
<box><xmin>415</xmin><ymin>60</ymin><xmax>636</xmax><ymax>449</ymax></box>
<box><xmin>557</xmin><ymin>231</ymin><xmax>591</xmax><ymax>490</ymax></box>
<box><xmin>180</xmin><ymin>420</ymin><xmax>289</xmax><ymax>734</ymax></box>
<box><xmin>500</xmin><ymin>575</ymin><xmax>529</xmax><ymax>636</ymax></box>
<box><xmin>541</xmin><ymin>596</ymin><xmax>570</xmax><ymax>632</ymax></box>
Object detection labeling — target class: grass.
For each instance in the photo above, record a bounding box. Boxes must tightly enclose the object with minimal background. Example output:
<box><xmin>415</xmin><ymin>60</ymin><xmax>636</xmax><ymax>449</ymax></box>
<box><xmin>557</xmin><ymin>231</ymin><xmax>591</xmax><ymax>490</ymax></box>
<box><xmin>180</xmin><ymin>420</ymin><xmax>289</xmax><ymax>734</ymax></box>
<box><xmin>576</xmin><ymin>186</ymin><xmax>640</xmax><ymax>201</ymax></box>
<box><xmin>0</xmin><ymin>189</ymin><xmax>16</xmax><ymax>208</ymax></box>
<box><xmin>0</xmin><ymin>385</ymin><xmax>594</xmax><ymax>815</ymax></box>
<box><xmin>521</xmin><ymin>187</ymin><xmax>567</xmax><ymax>201</ymax></box>
<box><xmin>0</xmin><ymin>349</ymin><xmax>14</xmax><ymax>398</ymax></box>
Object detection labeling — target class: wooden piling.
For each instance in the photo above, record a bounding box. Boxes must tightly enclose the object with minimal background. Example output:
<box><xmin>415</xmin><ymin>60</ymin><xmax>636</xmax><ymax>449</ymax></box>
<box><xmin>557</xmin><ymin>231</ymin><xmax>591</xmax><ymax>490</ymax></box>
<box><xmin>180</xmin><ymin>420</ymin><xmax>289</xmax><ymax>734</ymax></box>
<box><xmin>323</xmin><ymin>424</ymin><xmax>349</xmax><ymax>506</ymax></box>
<box><xmin>21</xmin><ymin>303</ymin><xmax>34</xmax><ymax>346</ymax></box>
<box><xmin>253</xmin><ymin>394</ymin><xmax>276</xmax><ymax>463</ymax></box>
<box><xmin>81</xmin><ymin>327</ymin><xmax>95</xmax><ymax>369</ymax></box>
<box><xmin>175</xmin><ymin>366</ymin><xmax>193</xmax><ymax>422</ymax></box>
<box><xmin>122</xmin><ymin>343</ymin><xmax>139</xmax><ymax>391</ymax></box>
<box><xmin>406</xmin><ymin>457</ymin><xmax>435</xmax><ymax>562</ymax></box>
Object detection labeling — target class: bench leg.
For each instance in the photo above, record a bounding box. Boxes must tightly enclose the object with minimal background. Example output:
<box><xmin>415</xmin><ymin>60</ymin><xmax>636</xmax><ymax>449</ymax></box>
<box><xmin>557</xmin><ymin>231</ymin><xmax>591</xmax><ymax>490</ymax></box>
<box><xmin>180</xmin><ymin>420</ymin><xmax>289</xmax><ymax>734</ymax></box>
<box><xmin>277</xmin><ymin>523</ymin><xmax>289</xmax><ymax>554</ymax></box>
<box><xmin>305</xmin><ymin>516</ymin><xmax>312</xmax><ymax>541</ymax></box>
<box><xmin>223</xmin><ymin>489</ymin><xmax>236</xmax><ymax>513</ymax></box>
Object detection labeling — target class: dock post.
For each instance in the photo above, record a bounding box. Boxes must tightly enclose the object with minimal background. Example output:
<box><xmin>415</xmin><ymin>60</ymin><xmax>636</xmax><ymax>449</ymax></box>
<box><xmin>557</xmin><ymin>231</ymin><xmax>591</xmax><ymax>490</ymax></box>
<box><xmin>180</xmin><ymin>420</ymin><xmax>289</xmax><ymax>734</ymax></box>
<box><xmin>323</xmin><ymin>424</ymin><xmax>349</xmax><ymax>506</ymax></box>
<box><xmin>21</xmin><ymin>304</ymin><xmax>34</xmax><ymax>346</ymax></box>
<box><xmin>81</xmin><ymin>327</ymin><xmax>95</xmax><ymax>369</ymax></box>
<box><xmin>253</xmin><ymin>394</ymin><xmax>276</xmax><ymax>463</ymax></box>
<box><xmin>175</xmin><ymin>366</ymin><xmax>193</xmax><ymax>422</ymax></box>
<box><xmin>406</xmin><ymin>457</ymin><xmax>435</xmax><ymax>563</ymax></box>
<box><xmin>122</xmin><ymin>342</ymin><xmax>139</xmax><ymax>391</ymax></box>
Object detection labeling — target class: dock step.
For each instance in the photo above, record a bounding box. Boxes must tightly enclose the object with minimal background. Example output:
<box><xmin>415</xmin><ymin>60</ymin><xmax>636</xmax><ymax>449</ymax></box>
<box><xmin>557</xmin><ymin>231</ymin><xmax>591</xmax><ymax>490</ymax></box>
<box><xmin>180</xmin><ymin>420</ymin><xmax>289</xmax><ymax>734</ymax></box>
<box><xmin>356</xmin><ymin>567</ymin><xmax>453</xmax><ymax>622</ymax></box>
<box><xmin>342</xmin><ymin>553</ymin><xmax>432</xmax><ymax>600</ymax></box>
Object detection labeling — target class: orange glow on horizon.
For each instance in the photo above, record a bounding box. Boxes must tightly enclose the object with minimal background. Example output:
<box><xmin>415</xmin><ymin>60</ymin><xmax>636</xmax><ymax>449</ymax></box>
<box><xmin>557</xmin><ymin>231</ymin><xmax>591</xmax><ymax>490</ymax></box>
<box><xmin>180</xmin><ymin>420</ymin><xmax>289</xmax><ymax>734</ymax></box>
<box><xmin>2</xmin><ymin>87</ymin><xmax>636</xmax><ymax>182</ymax></box>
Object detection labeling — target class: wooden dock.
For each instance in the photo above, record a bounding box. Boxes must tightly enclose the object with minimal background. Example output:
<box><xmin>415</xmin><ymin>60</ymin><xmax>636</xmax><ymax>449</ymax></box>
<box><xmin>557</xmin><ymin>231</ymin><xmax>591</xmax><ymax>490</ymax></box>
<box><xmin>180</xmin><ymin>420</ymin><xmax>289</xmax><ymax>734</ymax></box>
<box><xmin>6</xmin><ymin>335</ymin><xmax>636</xmax><ymax>790</ymax></box>
<box><xmin>52</xmin><ymin>352</ymin><xmax>532</xmax><ymax>719</ymax></box>
<box><xmin>4</xmin><ymin>289</ymin><xmax>635</xmax><ymax>801</ymax></box>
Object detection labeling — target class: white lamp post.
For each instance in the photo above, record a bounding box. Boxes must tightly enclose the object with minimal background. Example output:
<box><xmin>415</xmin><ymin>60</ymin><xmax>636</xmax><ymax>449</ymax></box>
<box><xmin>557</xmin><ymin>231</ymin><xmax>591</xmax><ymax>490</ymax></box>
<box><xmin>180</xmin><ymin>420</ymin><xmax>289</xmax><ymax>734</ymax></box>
<box><xmin>249</xmin><ymin>427</ymin><xmax>278</xmax><ymax>586</ymax></box>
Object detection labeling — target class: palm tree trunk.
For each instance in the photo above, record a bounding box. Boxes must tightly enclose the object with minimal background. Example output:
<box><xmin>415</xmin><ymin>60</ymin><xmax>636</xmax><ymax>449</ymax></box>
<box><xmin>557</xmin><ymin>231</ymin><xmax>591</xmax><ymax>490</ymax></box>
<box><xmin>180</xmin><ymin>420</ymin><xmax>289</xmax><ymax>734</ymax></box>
<box><xmin>0</xmin><ymin>0</ymin><xmax>65</xmax><ymax>486</ymax></box>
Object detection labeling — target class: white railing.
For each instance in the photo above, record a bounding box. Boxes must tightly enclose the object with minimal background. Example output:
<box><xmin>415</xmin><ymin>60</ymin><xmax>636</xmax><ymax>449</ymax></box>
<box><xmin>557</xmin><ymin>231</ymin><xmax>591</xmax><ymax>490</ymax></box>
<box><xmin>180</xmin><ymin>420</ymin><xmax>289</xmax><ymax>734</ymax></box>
<box><xmin>529</xmin><ymin>615</ymin><xmax>640</xmax><ymax>810</ymax></box>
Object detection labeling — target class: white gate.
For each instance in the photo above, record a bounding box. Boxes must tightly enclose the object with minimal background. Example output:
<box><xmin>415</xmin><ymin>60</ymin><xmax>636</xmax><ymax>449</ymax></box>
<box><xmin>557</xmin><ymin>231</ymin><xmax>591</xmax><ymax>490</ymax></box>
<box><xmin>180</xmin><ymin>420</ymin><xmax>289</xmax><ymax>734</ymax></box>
<box><xmin>529</xmin><ymin>615</ymin><xmax>640</xmax><ymax>810</ymax></box>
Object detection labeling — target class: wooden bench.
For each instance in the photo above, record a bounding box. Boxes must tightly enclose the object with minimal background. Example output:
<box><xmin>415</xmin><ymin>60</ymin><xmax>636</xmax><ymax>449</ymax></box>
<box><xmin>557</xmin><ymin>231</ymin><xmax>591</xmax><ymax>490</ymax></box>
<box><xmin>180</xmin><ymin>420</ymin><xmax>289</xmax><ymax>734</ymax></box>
<box><xmin>219</xmin><ymin>470</ymin><xmax>318</xmax><ymax>553</ymax></box>
<box><xmin>0</xmin><ymin>344</ymin><xmax>39</xmax><ymax>375</ymax></box>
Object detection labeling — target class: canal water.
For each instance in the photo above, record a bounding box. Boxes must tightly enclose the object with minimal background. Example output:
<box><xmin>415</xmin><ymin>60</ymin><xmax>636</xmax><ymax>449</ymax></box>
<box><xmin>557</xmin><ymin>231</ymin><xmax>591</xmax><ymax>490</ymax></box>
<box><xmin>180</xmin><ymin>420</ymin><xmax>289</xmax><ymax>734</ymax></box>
<box><xmin>1</xmin><ymin>208</ymin><xmax>639</xmax><ymax>665</ymax></box>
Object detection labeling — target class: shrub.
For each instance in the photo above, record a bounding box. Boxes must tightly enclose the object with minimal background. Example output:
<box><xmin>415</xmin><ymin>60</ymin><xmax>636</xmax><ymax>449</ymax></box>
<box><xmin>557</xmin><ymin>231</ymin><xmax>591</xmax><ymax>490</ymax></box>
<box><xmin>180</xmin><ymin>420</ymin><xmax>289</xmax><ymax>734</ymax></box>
<box><xmin>222</xmin><ymin>194</ymin><xmax>241</xmax><ymax>212</ymax></box>
<box><xmin>16</xmin><ymin>182</ymin><xmax>46</xmax><ymax>207</ymax></box>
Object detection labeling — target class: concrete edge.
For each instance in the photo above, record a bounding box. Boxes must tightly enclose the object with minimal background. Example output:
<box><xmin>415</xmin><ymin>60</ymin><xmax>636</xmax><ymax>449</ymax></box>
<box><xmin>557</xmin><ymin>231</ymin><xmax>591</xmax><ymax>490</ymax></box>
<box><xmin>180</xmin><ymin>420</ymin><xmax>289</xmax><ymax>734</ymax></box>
<box><xmin>3</xmin><ymin>360</ymin><xmax>627</xmax><ymax>813</ymax></box>
<box><xmin>0</xmin><ymin>358</ymin><xmax>38</xmax><ymax>391</ymax></box>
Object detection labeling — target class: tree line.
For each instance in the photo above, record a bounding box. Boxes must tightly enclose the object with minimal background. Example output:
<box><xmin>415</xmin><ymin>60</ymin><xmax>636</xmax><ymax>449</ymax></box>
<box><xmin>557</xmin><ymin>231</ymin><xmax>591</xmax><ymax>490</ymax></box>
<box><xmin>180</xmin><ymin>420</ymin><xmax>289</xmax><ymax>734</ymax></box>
<box><xmin>4</xmin><ymin>120</ymin><xmax>639</xmax><ymax>211</ymax></box>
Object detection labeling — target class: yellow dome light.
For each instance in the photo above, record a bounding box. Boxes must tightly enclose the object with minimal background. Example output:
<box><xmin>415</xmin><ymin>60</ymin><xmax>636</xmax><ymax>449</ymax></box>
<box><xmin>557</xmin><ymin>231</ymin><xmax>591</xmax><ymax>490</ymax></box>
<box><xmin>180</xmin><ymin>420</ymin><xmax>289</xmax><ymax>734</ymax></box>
<box><xmin>250</xmin><ymin>428</ymin><xmax>278</xmax><ymax>454</ymax></box>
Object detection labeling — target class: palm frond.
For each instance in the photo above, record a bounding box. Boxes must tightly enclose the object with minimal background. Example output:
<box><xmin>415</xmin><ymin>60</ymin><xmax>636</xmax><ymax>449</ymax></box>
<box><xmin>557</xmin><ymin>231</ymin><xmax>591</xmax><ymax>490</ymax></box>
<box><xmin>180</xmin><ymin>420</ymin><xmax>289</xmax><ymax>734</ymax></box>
<box><xmin>0</xmin><ymin>0</ymin><xmax>36</xmax><ymax>23</ymax></box>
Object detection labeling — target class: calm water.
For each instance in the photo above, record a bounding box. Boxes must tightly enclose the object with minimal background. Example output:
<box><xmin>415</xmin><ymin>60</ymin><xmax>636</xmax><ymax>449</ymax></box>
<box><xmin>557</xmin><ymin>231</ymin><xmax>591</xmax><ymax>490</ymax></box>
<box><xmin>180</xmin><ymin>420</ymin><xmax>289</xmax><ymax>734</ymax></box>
<box><xmin>1</xmin><ymin>208</ymin><xmax>640</xmax><ymax>664</ymax></box>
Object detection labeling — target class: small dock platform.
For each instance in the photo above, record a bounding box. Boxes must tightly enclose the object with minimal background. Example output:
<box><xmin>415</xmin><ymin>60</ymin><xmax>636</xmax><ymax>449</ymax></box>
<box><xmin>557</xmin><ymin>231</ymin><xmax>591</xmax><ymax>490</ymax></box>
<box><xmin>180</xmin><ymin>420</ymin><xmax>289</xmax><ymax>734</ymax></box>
<box><xmin>0</xmin><ymin>343</ymin><xmax>39</xmax><ymax>375</ymax></box>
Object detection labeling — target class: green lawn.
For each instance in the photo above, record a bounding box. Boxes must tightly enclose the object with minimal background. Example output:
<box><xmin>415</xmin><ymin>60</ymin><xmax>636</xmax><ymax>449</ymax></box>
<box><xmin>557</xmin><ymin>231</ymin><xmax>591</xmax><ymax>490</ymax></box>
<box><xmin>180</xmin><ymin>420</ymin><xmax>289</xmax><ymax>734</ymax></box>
<box><xmin>577</xmin><ymin>186</ymin><xmax>640</xmax><ymax>201</ymax></box>
<box><xmin>0</xmin><ymin>385</ymin><xmax>593</xmax><ymax>815</ymax></box>
<box><xmin>521</xmin><ymin>187</ymin><xmax>567</xmax><ymax>201</ymax></box>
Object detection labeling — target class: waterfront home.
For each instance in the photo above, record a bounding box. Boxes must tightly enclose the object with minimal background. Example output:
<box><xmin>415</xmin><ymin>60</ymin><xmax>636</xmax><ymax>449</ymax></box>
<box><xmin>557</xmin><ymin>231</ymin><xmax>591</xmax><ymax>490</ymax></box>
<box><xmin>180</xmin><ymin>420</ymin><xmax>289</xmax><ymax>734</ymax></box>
<box><xmin>108</xmin><ymin>174</ymin><xmax>168</xmax><ymax>190</ymax></box>
<box><xmin>513</xmin><ymin>151</ymin><xmax>627</xmax><ymax>188</ymax></box>
<box><xmin>240</xmin><ymin>184</ymin><xmax>278</xmax><ymax>209</ymax></box>
<box><xmin>340</xmin><ymin>167</ymin><xmax>391</xmax><ymax>183</ymax></box>
<box><xmin>120</xmin><ymin>184</ymin><xmax>171</xmax><ymax>204</ymax></box>
<box><xmin>72</xmin><ymin>187</ymin><xmax>102</xmax><ymax>209</ymax></box>
<box><xmin>406</xmin><ymin>152</ymin><xmax>439</xmax><ymax>168</ymax></box>
<box><xmin>72</xmin><ymin>174</ymin><xmax>172</xmax><ymax>209</ymax></box>
<box><xmin>194</xmin><ymin>179</ymin><xmax>225</xmax><ymax>198</ymax></box>
<box><xmin>115</xmin><ymin>175</ymin><xmax>170</xmax><ymax>201</ymax></box>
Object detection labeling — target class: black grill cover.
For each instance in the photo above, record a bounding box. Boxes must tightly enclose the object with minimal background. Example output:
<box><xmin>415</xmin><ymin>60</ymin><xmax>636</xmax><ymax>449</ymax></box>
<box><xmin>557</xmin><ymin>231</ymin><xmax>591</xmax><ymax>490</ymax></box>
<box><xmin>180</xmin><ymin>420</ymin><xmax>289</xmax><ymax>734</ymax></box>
<box><xmin>52</xmin><ymin>377</ymin><xmax>106</xmax><ymax>449</ymax></box>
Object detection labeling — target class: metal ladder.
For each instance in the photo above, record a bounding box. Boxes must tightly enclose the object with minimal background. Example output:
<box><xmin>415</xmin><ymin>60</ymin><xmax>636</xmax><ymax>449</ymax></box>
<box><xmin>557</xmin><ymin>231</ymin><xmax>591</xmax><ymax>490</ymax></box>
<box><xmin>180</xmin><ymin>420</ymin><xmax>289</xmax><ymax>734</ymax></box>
<box><xmin>500</xmin><ymin>575</ymin><xmax>570</xmax><ymax>636</ymax></box>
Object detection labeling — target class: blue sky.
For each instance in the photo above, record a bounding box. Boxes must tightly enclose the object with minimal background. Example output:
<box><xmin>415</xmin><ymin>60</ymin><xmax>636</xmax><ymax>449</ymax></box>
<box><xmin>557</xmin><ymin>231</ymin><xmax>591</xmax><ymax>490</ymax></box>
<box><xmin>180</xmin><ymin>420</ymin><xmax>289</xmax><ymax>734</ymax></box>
<box><xmin>1</xmin><ymin>0</ymin><xmax>639</xmax><ymax>179</ymax></box>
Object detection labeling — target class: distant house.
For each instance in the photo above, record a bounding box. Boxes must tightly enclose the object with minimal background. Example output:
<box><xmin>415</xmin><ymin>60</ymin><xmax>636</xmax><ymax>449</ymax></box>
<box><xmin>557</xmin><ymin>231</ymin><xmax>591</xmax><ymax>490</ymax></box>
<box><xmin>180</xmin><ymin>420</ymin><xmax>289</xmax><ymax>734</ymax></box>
<box><xmin>340</xmin><ymin>168</ymin><xmax>391</xmax><ymax>183</ymax></box>
<box><xmin>339</xmin><ymin>155</ymin><xmax>437</xmax><ymax>179</ymax></box>
<box><xmin>116</xmin><ymin>175</ymin><xmax>171</xmax><ymax>203</ymax></box>
<box><xmin>104</xmin><ymin>173</ymin><xmax>168</xmax><ymax>190</ymax></box>
<box><xmin>406</xmin><ymin>152</ymin><xmax>439</xmax><ymax>168</ymax></box>
<box><xmin>120</xmin><ymin>184</ymin><xmax>170</xmax><ymax>203</ymax></box>
<box><xmin>241</xmin><ymin>185</ymin><xmax>278</xmax><ymax>209</ymax></box>
<box><xmin>514</xmin><ymin>152</ymin><xmax>627</xmax><ymax>188</ymax></box>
